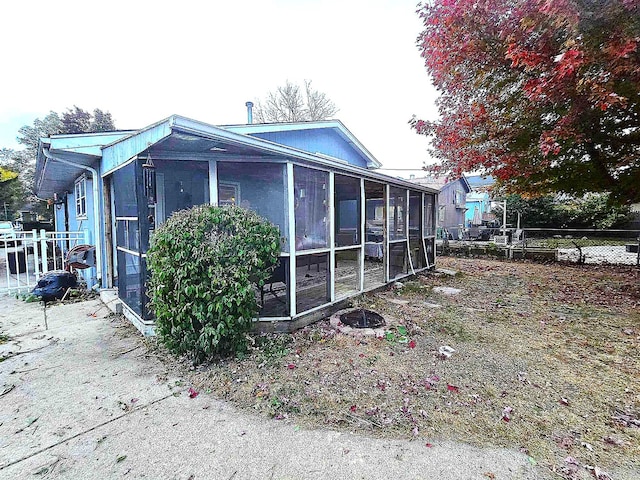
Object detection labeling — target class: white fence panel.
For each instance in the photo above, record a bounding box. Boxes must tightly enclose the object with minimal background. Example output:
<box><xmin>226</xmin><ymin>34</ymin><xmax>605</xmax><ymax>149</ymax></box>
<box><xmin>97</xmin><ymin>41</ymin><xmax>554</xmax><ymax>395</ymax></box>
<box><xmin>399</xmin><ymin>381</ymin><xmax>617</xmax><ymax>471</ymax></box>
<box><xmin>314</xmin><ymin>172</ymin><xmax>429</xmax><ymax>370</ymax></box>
<box><xmin>0</xmin><ymin>229</ymin><xmax>88</xmax><ymax>295</ymax></box>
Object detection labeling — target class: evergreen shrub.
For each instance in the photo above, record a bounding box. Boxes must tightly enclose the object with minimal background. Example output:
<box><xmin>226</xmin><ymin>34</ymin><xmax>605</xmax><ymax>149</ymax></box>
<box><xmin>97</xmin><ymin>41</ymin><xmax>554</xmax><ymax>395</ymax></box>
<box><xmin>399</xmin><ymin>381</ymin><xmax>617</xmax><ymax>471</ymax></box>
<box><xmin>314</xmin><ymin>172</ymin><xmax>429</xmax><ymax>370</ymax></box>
<box><xmin>147</xmin><ymin>205</ymin><xmax>280</xmax><ymax>361</ymax></box>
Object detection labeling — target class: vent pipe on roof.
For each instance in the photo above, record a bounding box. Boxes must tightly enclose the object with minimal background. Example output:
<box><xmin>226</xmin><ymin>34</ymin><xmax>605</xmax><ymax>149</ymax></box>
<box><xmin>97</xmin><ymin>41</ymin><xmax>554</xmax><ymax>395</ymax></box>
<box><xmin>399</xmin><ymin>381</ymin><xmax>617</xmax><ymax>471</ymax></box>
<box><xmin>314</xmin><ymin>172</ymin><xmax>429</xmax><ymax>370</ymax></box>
<box><xmin>245</xmin><ymin>101</ymin><xmax>254</xmax><ymax>124</ymax></box>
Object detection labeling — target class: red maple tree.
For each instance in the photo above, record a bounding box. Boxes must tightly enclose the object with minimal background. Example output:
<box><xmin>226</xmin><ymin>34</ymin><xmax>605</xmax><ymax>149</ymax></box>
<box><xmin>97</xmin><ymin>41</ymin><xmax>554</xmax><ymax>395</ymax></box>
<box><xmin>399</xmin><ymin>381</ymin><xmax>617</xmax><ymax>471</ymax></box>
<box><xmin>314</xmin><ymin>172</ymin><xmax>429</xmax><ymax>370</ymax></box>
<box><xmin>413</xmin><ymin>0</ymin><xmax>640</xmax><ymax>203</ymax></box>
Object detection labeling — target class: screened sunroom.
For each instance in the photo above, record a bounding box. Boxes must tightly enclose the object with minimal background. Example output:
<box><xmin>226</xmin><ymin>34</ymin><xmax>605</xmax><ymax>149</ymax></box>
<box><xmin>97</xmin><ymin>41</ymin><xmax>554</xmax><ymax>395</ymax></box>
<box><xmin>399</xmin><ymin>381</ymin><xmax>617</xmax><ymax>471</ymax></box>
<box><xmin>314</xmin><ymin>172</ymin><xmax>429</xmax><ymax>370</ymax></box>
<box><xmin>36</xmin><ymin>115</ymin><xmax>437</xmax><ymax>334</ymax></box>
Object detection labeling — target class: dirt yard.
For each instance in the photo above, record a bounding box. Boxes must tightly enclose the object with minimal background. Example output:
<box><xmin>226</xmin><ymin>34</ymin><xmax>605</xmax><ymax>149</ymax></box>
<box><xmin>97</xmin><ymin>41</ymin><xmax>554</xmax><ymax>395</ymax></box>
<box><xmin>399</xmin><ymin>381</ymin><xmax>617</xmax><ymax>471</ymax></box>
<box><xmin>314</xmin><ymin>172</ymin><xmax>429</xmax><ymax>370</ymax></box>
<box><xmin>0</xmin><ymin>294</ymin><xmax>542</xmax><ymax>479</ymax></box>
<box><xmin>181</xmin><ymin>257</ymin><xmax>640</xmax><ymax>480</ymax></box>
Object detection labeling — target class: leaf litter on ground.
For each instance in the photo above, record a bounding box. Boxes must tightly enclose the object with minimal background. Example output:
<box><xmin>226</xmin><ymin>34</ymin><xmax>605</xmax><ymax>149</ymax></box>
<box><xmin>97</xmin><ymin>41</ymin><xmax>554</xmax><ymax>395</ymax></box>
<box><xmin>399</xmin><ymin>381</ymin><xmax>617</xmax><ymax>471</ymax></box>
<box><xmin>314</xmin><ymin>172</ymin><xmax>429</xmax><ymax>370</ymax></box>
<box><xmin>156</xmin><ymin>257</ymin><xmax>639</xmax><ymax>480</ymax></box>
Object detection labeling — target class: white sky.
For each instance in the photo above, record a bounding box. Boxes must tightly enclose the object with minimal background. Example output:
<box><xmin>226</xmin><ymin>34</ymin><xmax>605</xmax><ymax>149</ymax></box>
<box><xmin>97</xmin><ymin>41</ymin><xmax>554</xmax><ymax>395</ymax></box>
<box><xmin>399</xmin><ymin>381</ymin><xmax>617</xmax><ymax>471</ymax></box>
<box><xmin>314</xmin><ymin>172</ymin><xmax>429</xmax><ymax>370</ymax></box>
<box><xmin>0</xmin><ymin>0</ymin><xmax>439</xmax><ymax>178</ymax></box>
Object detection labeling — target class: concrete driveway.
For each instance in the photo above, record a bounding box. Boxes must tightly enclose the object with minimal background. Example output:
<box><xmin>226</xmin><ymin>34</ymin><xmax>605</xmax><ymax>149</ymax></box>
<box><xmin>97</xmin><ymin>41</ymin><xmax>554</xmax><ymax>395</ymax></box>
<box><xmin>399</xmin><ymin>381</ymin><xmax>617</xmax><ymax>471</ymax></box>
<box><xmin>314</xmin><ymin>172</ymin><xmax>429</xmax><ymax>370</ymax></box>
<box><xmin>0</xmin><ymin>296</ymin><xmax>545</xmax><ymax>479</ymax></box>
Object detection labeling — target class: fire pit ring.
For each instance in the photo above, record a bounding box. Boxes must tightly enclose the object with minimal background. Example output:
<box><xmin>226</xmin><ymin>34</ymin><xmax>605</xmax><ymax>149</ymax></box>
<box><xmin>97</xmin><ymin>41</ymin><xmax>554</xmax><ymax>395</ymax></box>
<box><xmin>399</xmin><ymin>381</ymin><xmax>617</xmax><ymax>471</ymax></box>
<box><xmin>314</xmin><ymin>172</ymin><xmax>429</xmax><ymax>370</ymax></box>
<box><xmin>339</xmin><ymin>309</ymin><xmax>386</xmax><ymax>329</ymax></box>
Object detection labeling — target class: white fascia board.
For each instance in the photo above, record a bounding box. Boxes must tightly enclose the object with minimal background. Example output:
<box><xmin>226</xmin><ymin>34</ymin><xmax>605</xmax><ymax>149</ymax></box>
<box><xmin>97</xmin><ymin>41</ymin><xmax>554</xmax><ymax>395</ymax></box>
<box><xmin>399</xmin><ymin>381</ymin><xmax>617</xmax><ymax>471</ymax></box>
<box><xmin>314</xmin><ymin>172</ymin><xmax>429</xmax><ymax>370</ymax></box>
<box><xmin>223</xmin><ymin>120</ymin><xmax>338</xmax><ymax>134</ymax></box>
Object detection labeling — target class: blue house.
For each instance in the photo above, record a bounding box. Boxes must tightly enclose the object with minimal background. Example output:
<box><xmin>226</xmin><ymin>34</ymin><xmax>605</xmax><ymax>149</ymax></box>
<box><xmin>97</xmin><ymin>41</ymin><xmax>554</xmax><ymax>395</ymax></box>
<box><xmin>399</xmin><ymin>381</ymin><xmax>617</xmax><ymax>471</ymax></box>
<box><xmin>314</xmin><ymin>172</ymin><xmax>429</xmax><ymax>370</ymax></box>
<box><xmin>35</xmin><ymin>115</ymin><xmax>438</xmax><ymax>334</ymax></box>
<box><xmin>464</xmin><ymin>192</ymin><xmax>492</xmax><ymax>227</ymax></box>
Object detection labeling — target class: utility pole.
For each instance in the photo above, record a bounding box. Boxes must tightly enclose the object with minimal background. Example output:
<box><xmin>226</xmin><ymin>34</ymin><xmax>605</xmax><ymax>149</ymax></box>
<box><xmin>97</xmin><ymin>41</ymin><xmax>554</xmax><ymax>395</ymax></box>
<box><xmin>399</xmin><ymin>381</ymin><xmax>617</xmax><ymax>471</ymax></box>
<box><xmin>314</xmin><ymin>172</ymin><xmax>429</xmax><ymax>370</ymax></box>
<box><xmin>3</xmin><ymin>202</ymin><xmax>8</xmax><ymax>221</ymax></box>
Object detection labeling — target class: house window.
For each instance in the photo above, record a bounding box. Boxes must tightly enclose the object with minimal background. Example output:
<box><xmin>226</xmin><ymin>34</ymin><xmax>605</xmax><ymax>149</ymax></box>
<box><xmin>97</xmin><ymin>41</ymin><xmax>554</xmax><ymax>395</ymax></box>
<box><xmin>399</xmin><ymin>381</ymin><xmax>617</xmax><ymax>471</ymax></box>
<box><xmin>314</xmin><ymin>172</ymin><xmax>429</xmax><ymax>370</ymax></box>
<box><xmin>438</xmin><ymin>205</ymin><xmax>446</xmax><ymax>224</ymax></box>
<box><xmin>75</xmin><ymin>177</ymin><xmax>87</xmax><ymax>218</ymax></box>
<box><xmin>454</xmin><ymin>190</ymin><xmax>464</xmax><ymax>207</ymax></box>
<box><xmin>218</xmin><ymin>182</ymin><xmax>240</xmax><ymax>206</ymax></box>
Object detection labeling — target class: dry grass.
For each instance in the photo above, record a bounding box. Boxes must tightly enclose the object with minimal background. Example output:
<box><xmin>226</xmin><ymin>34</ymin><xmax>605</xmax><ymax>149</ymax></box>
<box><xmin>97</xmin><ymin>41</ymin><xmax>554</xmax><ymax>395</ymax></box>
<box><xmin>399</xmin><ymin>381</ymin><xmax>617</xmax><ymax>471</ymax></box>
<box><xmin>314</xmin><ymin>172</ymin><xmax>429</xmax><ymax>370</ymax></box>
<box><xmin>180</xmin><ymin>258</ymin><xmax>639</xmax><ymax>479</ymax></box>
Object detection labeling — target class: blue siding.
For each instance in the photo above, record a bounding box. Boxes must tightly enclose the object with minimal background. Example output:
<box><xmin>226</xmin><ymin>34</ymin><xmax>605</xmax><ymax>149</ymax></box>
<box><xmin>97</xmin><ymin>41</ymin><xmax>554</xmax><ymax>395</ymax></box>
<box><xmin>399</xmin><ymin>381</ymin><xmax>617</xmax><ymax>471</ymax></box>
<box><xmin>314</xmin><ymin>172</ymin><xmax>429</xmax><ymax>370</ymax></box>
<box><xmin>67</xmin><ymin>176</ymin><xmax>97</xmax><ymax>287</ymax></box>
<box><xmin>54</xmin><ymin>202</ymin><xmax>66</xmax><ymax>232</ymax></box>
<box><xmin>464</xmin><ymin>192</ymin><xmax>491</xmax><ymax>226</ymax></box>
<box><xmin>250</xmin><ymin>129</ymin><xmax>368</xmax><ymax>168</ymax></box>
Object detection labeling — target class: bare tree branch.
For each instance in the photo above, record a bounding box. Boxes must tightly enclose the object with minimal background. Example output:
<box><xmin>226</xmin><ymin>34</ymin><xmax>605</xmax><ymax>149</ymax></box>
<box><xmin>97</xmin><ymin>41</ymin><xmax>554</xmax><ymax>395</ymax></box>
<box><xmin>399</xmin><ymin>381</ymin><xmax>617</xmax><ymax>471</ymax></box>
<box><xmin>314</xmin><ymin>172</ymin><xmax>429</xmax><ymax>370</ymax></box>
<box><xmin>253</xmin><ymin>80</ymin><xmax>339</xmax><ymax>123</ymax></box>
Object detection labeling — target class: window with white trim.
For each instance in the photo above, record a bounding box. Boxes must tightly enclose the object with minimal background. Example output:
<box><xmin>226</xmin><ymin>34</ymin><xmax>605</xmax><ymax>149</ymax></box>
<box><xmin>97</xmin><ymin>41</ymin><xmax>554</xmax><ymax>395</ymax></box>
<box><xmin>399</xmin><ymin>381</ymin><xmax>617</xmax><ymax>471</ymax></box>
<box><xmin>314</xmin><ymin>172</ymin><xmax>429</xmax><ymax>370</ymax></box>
<box><xmin>75</xmin><ymin>176</ymin><xmax>87</xmax><ymax>218</ymax></box>
<box><xmin>454</xmin><ymin>190</ymin><xmax>464</xmax><ymax>207</ymax></box>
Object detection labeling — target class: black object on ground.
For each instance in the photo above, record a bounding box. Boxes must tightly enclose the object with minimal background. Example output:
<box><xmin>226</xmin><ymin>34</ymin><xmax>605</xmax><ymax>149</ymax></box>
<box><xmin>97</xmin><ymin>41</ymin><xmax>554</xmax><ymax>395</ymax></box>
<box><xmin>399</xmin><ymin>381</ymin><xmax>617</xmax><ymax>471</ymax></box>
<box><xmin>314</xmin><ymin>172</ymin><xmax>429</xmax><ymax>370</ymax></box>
<box><xmin>32</xmin><ymin>271</ymin><xmax>78</xmax><ymax>302</ymax></box>
<box><xmin>340</xmin><ymin>309</ymin><xmax>386</xmax><ymax>329</ymax></box>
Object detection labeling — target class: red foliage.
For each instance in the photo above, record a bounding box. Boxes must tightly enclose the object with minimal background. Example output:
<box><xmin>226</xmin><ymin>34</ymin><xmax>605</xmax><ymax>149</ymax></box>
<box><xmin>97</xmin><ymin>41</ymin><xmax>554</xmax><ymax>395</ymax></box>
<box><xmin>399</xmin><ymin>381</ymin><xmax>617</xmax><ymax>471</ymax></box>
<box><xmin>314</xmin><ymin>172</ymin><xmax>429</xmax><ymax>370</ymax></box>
<box><xmin>413</xmin><ymin>0</ymin><xmax>640</xmax><ymax>203</ymax></box>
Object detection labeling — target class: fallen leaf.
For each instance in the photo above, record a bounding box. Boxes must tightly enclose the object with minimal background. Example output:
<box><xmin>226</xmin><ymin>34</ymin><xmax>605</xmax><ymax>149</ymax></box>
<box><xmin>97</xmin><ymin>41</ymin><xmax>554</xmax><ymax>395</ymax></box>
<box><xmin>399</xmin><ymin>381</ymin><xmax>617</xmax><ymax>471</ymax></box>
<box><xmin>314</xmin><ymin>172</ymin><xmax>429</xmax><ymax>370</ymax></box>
<box><xmin>447</xmin><ymin>384</ymin><xmax>459</xmax><ymax>393</ymax></box>
<box><xmin>408</xmin><ymin>340</ymin><xmax>416</xmax><ymax>349</ymax></box>
<box><xmin>287</xmin><ymin>363</ymin><xmax>296</xmax><ymax>369</ymax></box>
<box><xmin>560</xmin><ymin>397</ymin><xmax>569</xmax><ymax>406</ymax></box>
<box><xmin>425</xmin><ymin>443</ymin><xmax>433</xmax><ymax>448</ymax></box>
<box><xmin>116</xmin><ymin>455</ymin><xmax>127</xmax><ymax>463</ymax></box>
<box><xmin>350</xmin><ymin>405</ymin><xmax>357</xmax><ymax>412</ymax></box>
<box><xmin>502</xmin><ymin>406</ymin><xmax>513</xmax><ymax>422</ymax></box>
<box><xmin>557</xmin><ymin>435</ymin><xmax>575</xmax><ymax>449</ymax></box>
<box><xmin>484</xmin><ymin>473</ymin><xmax>496</xmax><ymax>480</ymax></box>
<box><xmin>188</xmin><ymin>387</ymin><xmax>199</xmax><ymax>398</ymax></box>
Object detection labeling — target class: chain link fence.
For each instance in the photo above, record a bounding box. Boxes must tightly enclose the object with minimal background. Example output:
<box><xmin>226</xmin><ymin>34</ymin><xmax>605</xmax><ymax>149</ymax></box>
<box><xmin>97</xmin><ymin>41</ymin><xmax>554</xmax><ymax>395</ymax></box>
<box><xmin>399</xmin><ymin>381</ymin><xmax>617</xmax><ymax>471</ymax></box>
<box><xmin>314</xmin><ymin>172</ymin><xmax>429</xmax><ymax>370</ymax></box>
<box><xmin>437</xmin><ymin>227</ymin><xmax>640</xmax><ymax>266</ymax></box>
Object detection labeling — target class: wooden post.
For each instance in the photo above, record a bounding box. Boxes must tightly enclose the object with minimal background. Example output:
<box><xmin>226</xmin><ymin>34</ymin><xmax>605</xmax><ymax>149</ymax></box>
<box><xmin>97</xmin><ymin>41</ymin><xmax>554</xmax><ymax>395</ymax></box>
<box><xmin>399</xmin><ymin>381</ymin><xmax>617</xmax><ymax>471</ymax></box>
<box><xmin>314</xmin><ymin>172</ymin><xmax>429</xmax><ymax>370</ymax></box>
<box><xmin>103</xmin><ymin>177</ymin><xmax>114</xmax><ymax>288</ymax></box>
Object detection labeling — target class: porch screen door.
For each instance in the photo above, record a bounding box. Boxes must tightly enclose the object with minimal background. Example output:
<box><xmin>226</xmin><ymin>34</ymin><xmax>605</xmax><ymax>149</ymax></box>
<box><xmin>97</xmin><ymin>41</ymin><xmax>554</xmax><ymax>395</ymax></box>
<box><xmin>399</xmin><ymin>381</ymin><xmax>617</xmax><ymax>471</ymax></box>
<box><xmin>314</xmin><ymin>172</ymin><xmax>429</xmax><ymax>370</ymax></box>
<box><xmin>112</xmin><ymin>160</ymin><xmax>150</xmax><ymax>319</ymax></box>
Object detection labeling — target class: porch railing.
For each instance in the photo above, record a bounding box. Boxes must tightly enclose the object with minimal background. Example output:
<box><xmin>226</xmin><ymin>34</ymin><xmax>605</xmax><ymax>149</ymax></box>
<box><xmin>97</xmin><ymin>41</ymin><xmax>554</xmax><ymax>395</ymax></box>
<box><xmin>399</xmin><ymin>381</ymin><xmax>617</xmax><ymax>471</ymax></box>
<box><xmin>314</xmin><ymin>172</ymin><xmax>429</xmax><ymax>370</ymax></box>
<box><xmin>0</xmin><ymin>229</ymin><xmax>89</xmax><ymax>295</ymax></box>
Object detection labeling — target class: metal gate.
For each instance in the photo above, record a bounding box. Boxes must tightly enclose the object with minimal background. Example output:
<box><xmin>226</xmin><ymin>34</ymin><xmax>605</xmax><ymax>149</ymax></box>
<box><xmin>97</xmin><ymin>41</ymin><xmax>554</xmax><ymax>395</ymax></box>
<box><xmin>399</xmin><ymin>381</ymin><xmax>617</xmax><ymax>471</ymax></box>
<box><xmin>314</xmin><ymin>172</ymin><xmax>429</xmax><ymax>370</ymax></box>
<box><xmin>0</xmin><ymin>229</ymin><xmax>88</xmax><ymax>294</ymax></box>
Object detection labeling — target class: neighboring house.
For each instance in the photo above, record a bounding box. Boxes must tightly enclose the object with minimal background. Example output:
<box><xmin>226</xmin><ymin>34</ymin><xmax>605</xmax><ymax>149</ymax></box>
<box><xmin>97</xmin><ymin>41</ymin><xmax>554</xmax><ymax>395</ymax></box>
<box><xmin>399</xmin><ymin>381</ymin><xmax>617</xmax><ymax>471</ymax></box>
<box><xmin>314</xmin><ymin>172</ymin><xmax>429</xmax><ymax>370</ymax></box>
<box><xmin>410</xmin><ymin>176</ymin><xmax>471</xmax><ymax>239</ymax></box>
<box><xmin>35</xmin><ymin>115</ymin><xmax>438</xmax><ymax>335</ymax></box>
<box><xmin>464</xmin><ymin>175</ymin><xmax>495</xmax><ymax>227</ymax></box>
<box><xmin>465</xmin><ymin>174</ymin><xmax>494</xmax><ymax>191</ymax></box>
<box><xmin>465</xmin><ymin>191</ymin><xmax>492</xmax><ymax>227</ymax></box>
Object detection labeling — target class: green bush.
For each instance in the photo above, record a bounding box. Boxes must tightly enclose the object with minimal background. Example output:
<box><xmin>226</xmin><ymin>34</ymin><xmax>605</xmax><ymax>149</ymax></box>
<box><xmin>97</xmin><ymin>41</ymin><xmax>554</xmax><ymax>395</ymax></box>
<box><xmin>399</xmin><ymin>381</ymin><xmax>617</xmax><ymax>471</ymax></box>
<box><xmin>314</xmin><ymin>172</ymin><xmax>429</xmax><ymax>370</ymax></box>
<box><xmin>147</xmin><ymin>205</ymin><xmax>281</xmax><ymax>362</ymax></box>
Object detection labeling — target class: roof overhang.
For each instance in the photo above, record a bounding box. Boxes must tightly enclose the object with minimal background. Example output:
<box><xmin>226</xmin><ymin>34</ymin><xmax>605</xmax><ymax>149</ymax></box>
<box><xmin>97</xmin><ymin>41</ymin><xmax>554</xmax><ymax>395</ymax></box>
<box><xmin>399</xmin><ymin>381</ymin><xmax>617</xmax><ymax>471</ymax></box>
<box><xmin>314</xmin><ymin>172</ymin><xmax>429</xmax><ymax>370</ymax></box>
<box><xmin>35</xmin><ymin>131</ymin><xmax>135</xmax><ymax>199</ymax></box>
<box><xmin>35</xmin><ymin>143</ymin><xmax>102</xmax><ymax>199</ymax></box>
<box><xmin>35</xmin><ymin>115</ymin><xmax>437</xmax><ymax>198</ymax></box>
<box><xmin>167</xmin><ymin>116</ymin><xmax>433</xmax><ymax>192</ymax></box>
